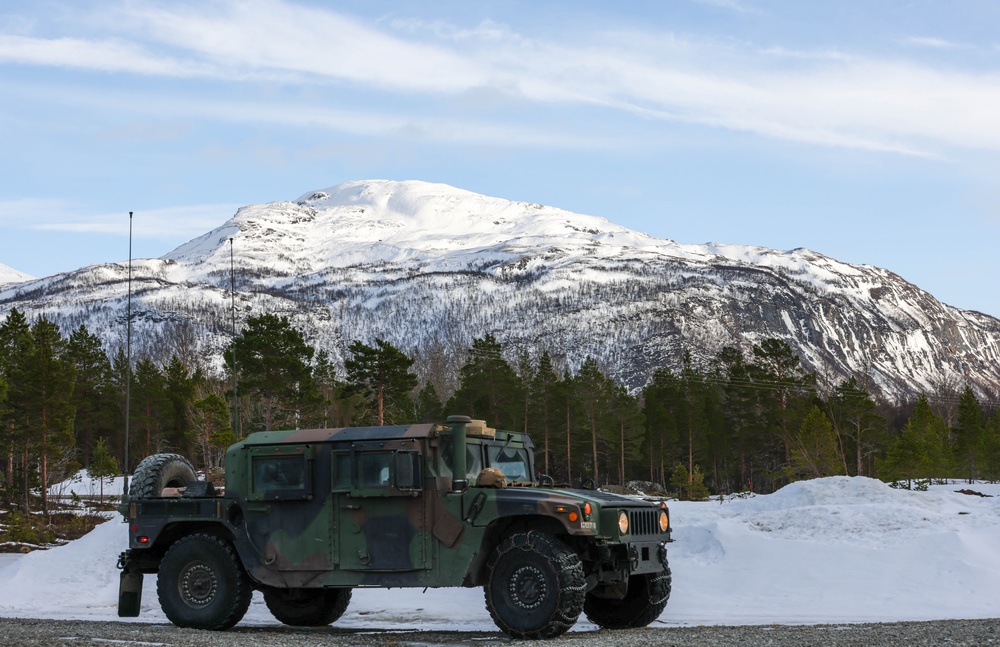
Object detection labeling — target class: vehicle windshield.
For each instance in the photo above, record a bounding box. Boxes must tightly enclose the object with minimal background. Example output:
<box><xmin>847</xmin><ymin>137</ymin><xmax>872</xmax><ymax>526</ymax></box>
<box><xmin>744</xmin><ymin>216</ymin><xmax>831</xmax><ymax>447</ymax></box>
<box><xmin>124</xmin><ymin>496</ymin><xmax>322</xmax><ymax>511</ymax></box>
<box><xmin>486</xmin><ymin>444</ymin><xmax>533</xmax><ymax>484</ymax></box>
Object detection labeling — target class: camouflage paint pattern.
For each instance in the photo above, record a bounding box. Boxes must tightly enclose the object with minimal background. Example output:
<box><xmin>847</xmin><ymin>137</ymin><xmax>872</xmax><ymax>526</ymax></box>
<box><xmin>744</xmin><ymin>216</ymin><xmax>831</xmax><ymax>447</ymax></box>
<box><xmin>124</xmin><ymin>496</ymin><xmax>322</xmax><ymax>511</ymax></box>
<box><xmin>120</xmin><ymin>420</ymin><xmax>671</xmax><ymax>594</ymax></box>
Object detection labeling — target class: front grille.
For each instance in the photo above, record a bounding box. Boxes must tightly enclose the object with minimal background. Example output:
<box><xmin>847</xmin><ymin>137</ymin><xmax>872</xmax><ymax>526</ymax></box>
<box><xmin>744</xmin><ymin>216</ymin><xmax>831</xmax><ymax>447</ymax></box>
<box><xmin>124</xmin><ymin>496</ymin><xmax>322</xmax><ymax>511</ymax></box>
<box><xmin>630</xmin><ymin>509</ymin><xmax>660</xmax><ymax>536</ymax></box>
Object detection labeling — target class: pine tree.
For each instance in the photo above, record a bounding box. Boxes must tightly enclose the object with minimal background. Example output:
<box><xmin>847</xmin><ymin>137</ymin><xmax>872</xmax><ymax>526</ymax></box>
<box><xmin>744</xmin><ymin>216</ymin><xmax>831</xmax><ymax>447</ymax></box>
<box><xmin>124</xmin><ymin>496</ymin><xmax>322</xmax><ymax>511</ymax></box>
<box><xmin>953</xmin><ymin>386</ymin><xmax>984</xmax><ymax>483</ymax></box>
<box><xmin>224</xmin><ymin>314</ymin><xmax>316</xmax><ymax>432</ymax></box>
<box><xmin>980</xmin><ymin>412</ymin><xmax>1000</xmax><ymax>481</ymax></box>
<box><xmin>0</xmin><ymin>309</ymin><xmax>33</xmax><ymax>508</ymax></box>
<box><xmin>642</xmin><ymin>367</ymin><xmax>681</xmax><ymax>487</ymax></box>
<box><xmin>751</xmin><ymin>338</ymin><xmax>816</xmax><ymax>485</ymax></box>
<box><xmin>828</xmin><ymin>377</ymin><xmax>885</xmax><ymax>477</ymax></box>
<box><xmin>880</xmin><ymin>394</ymin><xmax>949</xmax><ymax>487</ymax></box>
<box><xmin>89</xmin><ymin>437</ymin><xmax>119</xmax><ymax>505</ymax></box>
<box><xmin>714</xmin><ymin>346</ymin><xmax>762</xmax><ymax>492</ymax></box>
<box><xmin>789</xmin><ymin>405</ymin><xmax>844</xmax><ymax>479</ymax></box>
<box><xmin>670</xmin><ymin>462</ymin><xmax>709</xmax><ymax>501</ymax></box>
<box><xmin>573</xmin><ymin>357</ymin><xmax>615</xmax><ymax>485</ymax></box>
<box><xmin>558</xmin><ymin>368</ymin><xmax>583</xmax><ymax>484</ymax></box>
<box><xmin>344</xmin><ymin>338</ymin><xmax>418</xmax><ymax>426</ymax></box>
<box><xmin>163</xmin><ymin>355</ymin><xmax>198</xmax><ymax>456</ymax></box>
<box><xmin>65</xmin><ymin>325</ymin><xmax>115</xmax><ymax>468</ymax></box>
<box><xmin>610</xmin><ymin>384</ymin><xmax>644</xmax><ymax>485</ymax></box>
<box><xmin>26</xmin><ymin>317</ymin><xmax>76</xmax><ymax>520</ymax></box>
<box><xmin>529</xmin><ymin>352</ymin><xmax>561</xmax><ymax>477</ymax></box>
<box><xmin>133</xmin><ymin>358</ymin><xmax>167</xmax><ymax>456</ymax></box>
<box><xmin>308</xmin><ymin>349</ymin><xmax>359</xmax><ymax>428</ymax></box>
<box><xmin>447</xmin><ymin>335</ymin><xmax>523</xmax><ymax>430</ymax></box>
<box><xmin>192</xmin><ymin>393</ymin><xmax>234</xmax><ymax>470</ymax></box>
<box><xmin>414</xmin><ymin>382</ymin><xmax>444</xmax><ymax>423</ymax></box>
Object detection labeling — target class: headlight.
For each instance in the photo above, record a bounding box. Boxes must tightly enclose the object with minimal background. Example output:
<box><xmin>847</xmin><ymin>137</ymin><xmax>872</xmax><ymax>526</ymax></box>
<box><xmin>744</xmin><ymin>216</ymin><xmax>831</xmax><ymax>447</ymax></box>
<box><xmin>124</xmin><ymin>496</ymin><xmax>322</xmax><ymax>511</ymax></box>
<box><xmin>617</xmin><ymin>510</ymin><xmax>629</xmax><ymax>534</ymax></box>
<box><xmin>659</xmin><ymin>509</ymin><xmax>669</xmax><ymax>532</ymax></box>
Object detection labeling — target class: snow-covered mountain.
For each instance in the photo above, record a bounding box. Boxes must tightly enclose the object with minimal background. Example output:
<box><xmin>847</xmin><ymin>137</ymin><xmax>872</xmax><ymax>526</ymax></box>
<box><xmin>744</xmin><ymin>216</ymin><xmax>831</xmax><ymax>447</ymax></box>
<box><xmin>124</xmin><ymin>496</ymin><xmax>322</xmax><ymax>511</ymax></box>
<box><xmin>0</xmin><ymin>261</ymin><xmax>34</xmax><ymax>286</ymax></box>
<box><xmin>2</xmin><ymin>179</ymin><xmax>999</xmax><ymax>400</ymax></box>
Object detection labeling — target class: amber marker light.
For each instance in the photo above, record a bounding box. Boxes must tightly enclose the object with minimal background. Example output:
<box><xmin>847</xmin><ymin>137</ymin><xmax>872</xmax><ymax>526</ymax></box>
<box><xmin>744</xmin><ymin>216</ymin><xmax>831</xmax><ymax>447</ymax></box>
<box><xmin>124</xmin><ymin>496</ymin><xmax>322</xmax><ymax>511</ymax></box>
<box><xmin>568</xmin><ymin>511</ymin><xmax>579</xmax><ymax>522</ymax></box>
<box><xmin>583</xmin><ymin>502</ymin><xmax>592</xmax><ymax>520</ymax></box>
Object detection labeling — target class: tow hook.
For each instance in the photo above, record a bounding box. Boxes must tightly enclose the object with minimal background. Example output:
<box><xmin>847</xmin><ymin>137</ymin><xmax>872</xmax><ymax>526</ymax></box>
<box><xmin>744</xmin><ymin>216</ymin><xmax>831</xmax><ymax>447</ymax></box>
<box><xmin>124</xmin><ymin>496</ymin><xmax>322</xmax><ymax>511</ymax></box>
<box><xmin>628</xmin><ymin>545</ymin><xmax>639</xmax><ymax>570</ymax></box>
<box><xmin>657</xmin><ymin>542</ymin><xmax>668</xmax><ymax>566</ymax></box>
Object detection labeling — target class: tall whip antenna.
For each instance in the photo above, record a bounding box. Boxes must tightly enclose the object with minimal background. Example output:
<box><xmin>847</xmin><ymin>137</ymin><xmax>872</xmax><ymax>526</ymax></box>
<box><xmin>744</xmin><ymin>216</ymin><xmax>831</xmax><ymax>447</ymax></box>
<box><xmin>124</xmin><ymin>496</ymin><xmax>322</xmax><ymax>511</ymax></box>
<box><xmin>230</xmin><ymin>237</ymin><xmax>238</xmax><ymax>438</ymax></box>
<box><xmin>123</xmin><ymin>211</ymin><xmax>133</xmax><ymax>497</ymax></box>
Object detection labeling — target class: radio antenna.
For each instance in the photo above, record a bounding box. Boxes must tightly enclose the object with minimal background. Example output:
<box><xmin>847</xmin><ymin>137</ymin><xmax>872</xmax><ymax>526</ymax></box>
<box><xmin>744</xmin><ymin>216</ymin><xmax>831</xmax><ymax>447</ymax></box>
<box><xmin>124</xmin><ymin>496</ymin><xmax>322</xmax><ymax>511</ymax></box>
<box><xmin>230</xmin><ymin>237</ymin><xmax>238</xmax><ymax>438</ymax></box>
<box><xmin>123</xmin><ymin>211</ymin><xmax>133</xmax><ymax>497</ymax></box>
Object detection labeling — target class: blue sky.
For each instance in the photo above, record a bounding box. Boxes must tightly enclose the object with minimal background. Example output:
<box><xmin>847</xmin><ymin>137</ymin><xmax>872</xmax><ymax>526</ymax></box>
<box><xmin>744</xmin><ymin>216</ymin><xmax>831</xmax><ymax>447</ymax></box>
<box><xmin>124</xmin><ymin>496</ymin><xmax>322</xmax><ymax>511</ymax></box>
<box><xmin>2</xmin><ymin>0</ymin><xmax>1000</xmax><ymax>315</ymax></box>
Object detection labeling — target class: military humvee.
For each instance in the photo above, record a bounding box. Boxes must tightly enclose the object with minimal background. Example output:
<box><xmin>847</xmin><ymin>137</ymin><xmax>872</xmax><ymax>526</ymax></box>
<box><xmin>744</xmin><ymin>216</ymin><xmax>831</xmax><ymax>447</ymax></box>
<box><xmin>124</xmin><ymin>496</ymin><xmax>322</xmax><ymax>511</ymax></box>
<box><xmin>117</xmin><ymin>416</ymin><xmax>672</xmax><ymax>639</ymax></box>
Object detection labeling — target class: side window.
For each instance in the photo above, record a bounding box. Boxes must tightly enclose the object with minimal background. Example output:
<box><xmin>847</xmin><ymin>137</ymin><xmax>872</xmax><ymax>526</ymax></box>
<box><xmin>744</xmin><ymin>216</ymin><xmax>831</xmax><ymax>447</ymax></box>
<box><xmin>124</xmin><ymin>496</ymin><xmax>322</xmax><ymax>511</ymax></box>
<box><xmin>395</xmin><ymin>451</ymin><xmax>421</xmax><ymax>490</ymax></box>
<box><xmin>250</xmin><ymin>453</ymin><xmax>311</xmax><ymax>501</ymax></box>
<box><xmin>440</xmin><ymin>439</ymin><xmax>483</xmax><ymax>479</ymax></box>
<box><xmin>342</xmin><ymin>449</ymin><xmax>422</xmax><ymax>493</ymax></box>
<box><xmin>357</xmin><ymin>452</ymin><xmax>392</xmax><ymax>488</ymax></box>
<box><xmin>332</xmin><ymin>452</ymin><xmax>352</xmax><ymax>490</ymax></box>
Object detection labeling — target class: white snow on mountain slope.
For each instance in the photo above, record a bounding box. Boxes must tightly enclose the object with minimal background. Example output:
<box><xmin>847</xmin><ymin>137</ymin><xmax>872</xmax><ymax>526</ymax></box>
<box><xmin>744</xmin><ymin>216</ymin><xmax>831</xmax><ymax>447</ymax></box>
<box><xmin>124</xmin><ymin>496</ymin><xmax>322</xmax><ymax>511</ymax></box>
<box><xmin>1</xmin><ymin>477</ymin><xmax>998</xmax><ymax>628</ymax></box>
<box><xmin>3</xmin><ymin>179</ymin><xmax>1000</xmax><ymax>400</ymax></box>
<box><xmin>0</xmin><ymin>261</ymin><xmax>34</xmax><ymax>286</ymax></box>
<box><xmin>164</xmin><ymin>180</ymin><xmax>854</xmax><ymax>280</ymax></box>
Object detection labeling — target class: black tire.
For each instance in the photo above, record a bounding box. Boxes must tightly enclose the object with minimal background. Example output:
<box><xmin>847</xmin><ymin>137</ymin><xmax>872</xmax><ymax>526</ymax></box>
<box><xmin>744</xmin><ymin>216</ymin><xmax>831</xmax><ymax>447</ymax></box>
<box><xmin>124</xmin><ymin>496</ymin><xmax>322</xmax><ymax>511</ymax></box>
<box><xmin>157</xmin><ymin>534</ymin><xmax>252</xmax><ymax>630</ymax></box>
<box><xmin>484</xmin><ymin>531</ymin><xmax>586</xmax><ymax>639</ymax></box>
<box><xmin>129</xmin><ymin>453</ymin><xmax>197</xmax><ymax>499</ymax></box>
<box><xmin>264</xmin><ymin>588</ymin><xmax>352</xmax><ymax>626</ymax></box>
<box><xmin>584</xmin><ymin>562</ymin><xmax>672</xmax><ymax>629</ymax></box>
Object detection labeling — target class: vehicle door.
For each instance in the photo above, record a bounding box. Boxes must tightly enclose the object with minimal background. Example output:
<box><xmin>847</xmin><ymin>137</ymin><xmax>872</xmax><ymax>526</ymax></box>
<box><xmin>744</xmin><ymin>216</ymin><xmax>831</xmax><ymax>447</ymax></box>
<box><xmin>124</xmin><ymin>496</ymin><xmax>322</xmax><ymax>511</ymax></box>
<box><xmin>243</xmin><ymin>444</ymin><xmax>335</xmax><ymax>571</ymax></box>
<box><xmin>335</xmin><ymin>439</ymin><xmax>429</xmax><ymax>571</ymax></box>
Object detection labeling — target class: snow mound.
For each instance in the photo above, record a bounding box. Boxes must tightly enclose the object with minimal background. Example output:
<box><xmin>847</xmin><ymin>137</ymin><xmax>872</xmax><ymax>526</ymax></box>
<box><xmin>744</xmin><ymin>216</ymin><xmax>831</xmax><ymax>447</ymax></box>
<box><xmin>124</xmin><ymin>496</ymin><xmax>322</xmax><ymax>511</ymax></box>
<box><xmin>1</xmin><ymin>477</ymin><xmax>999</xmax><ymax>628</ymax></box>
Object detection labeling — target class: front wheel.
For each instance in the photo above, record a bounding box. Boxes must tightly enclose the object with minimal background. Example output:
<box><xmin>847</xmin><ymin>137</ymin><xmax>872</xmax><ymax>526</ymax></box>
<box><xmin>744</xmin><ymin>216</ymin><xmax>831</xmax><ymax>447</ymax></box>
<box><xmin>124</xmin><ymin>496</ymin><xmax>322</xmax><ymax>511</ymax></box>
<box><xmin>264</xmin><ymin>588</ymin><xmax>352</xmax><ymax>626</ymax></box>
<box><xmin>484</xmin><ymin>531</ymin><xmax>585</xmax><ymax>639</ymax></box>
<box><xmin>157</xmin><ymin>534</ymin><xmax>252</xmax><ymax>630</ymax></box>
<box><xmin>584</xmin><ymin>562</ymin><xmax>672</xmax><ymax>629</ymax></box>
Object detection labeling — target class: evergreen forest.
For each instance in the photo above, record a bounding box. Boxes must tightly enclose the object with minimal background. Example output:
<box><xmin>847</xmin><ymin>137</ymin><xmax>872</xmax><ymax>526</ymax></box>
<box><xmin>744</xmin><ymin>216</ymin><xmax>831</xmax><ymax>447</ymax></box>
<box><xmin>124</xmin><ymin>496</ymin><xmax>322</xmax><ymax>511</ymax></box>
<box><xmin>3</xmin><ymin>308</ymin><xmax>1000</xmax><ymax>516</ymax></box>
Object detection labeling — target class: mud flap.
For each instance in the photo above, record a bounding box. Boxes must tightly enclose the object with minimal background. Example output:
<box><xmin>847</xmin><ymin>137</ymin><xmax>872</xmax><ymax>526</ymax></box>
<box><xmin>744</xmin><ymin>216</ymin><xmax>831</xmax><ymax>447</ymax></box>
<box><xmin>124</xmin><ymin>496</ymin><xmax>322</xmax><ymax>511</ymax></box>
<box><xmin>118</xmin><ymin>571</ymin><xmax>143</xmax><ymax>617</ymax></box>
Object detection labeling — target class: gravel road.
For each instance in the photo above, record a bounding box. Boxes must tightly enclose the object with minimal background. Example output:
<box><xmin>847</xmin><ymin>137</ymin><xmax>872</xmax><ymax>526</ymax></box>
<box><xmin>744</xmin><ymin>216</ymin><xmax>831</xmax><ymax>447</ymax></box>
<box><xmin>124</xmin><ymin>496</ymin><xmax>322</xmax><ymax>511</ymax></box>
<box><xmin>1</xmin><ymin>617</ymin><xmax>998</xmax><ymax>647</ymax></box>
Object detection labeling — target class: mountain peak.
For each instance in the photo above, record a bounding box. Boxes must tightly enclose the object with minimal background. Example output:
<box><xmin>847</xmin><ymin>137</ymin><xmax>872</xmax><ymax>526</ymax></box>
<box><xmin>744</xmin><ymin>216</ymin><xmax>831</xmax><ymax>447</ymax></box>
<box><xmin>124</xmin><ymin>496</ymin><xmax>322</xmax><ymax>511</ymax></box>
<box><xmin>165</xmin><ymin>179</ymin><xmax>635</xmax><ymax>275</ymax></box>
<box><xmin>0</xmin><ymin>261</ymin><xmax>35</xmax><ymax>286</ymax></box>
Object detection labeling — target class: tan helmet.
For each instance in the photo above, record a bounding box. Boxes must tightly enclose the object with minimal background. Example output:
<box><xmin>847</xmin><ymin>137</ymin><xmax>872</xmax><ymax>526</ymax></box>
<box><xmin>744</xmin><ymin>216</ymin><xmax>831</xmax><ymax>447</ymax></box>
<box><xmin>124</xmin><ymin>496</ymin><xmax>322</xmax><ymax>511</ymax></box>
<box><xmin>476</xmin><ymin>467</ymin><xmax>507</xmax><ymax>488</ymax></box>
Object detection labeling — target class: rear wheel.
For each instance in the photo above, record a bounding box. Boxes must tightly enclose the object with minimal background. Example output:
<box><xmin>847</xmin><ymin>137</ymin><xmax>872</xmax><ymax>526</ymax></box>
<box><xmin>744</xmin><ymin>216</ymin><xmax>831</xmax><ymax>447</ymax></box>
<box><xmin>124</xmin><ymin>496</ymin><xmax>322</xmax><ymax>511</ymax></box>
<box><xmin>129</xmin><ymin>454</ymin><xmax>197</xmax><ymax>499</ymax></box>
<box><xmin>584</xmin><ymin>562</ymin><xmax>672</xmax><ymax>629</ymax></box>
<box><xmin>484</xmin><ymin>531</ymin><xmax>585</xmax><ymax>639</ymax></box>
<box><xmin>264</xmin><ymin>588</ymin><xmax>352</xmax><ymax>626</ymax></box>
<box><xmin>157</xmin><ymin>534</ymin><xmax>252</xmax><ymax>630</ymax></box>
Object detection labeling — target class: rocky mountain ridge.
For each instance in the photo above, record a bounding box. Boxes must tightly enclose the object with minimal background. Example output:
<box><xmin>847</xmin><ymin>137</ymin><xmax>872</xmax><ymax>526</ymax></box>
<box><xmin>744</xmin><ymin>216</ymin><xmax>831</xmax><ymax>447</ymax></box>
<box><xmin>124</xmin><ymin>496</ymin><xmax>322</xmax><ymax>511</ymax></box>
<box><xmin>2</xmin><ymin>179</ymin><xmax>998</xmax><ymax>401</ymax></box>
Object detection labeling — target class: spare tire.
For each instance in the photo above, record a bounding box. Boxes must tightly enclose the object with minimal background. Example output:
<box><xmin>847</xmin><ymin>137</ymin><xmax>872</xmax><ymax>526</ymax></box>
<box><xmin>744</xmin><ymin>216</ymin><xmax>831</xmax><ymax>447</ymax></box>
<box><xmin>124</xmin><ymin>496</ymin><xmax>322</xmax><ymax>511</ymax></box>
<box><xmin>129</xmin><ymin>453</ymin><xmax>198</xmax><ymax>499</ymax></box>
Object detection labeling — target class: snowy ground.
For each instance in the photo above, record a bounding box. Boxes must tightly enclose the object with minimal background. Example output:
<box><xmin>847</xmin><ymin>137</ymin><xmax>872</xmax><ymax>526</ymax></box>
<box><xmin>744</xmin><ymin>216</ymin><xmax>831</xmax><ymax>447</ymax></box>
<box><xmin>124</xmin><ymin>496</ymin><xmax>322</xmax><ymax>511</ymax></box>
<box><xmin>1</xmin><ymin>476</ymin><xmax>998</xmax><ymax>631</ymax></box>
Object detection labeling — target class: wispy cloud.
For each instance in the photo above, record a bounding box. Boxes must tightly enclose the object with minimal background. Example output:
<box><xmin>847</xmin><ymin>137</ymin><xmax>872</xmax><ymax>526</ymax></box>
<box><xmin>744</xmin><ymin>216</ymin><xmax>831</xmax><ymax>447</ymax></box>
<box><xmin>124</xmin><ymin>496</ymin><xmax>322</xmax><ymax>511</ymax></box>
<box><xmin>0</xmin><ymin>34</ymin><xmax>214</xmax><ymax>77</ymax></box>
<box><xmin>0</xmin><ymin>199</ymin><xmax>238</xmax><ymax>238</ymax></box>
<box><xmin>3</xmin><ymin>0</ymin><xmax>1000</xmax><ymax>157</ymax></box>
<box><xmin>684</xmin><ymin>0</ymin><xmax>760</xmax><ymax>14</ymax></box>
<box><xmin>904</xmin><ymin>36</ymin><xmax>965</xmax><ymax>50</ymax></box>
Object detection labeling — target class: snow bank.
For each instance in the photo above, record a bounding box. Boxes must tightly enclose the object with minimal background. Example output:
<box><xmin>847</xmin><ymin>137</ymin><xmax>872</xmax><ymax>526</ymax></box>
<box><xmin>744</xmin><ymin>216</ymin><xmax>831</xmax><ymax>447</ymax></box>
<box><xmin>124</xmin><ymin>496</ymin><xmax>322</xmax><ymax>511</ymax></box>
<box><xmin>1</xmin><ymin>477</ymin><xmax>998</xmax><ymax>629</ymax></box>
<box><xmin>666</xmin><ymin>478</ymin><xmax>1000</xmax><ymax>625</ymax></box>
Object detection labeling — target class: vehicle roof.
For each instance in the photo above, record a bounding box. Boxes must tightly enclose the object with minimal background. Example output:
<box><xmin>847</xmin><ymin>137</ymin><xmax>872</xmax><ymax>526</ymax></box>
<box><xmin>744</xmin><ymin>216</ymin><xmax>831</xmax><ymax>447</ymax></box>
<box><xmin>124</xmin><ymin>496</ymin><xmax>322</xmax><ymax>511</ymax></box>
<box><xmin>241</xmin><ymin>423</ymin><xmax>438</xmax><ymax>446</ymax></box>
